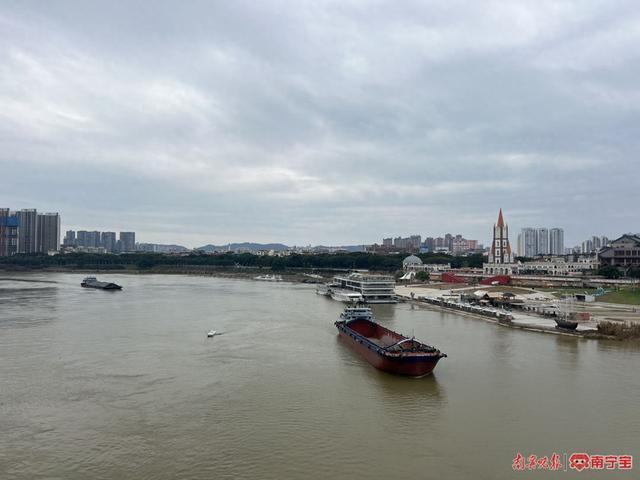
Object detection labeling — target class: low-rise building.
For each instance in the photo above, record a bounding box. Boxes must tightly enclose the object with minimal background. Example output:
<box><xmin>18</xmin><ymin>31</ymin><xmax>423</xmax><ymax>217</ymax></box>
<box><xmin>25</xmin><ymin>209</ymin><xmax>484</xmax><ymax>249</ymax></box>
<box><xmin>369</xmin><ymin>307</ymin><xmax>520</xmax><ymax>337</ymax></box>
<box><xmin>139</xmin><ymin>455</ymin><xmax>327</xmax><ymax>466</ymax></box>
<box><xmin>402</xmin><ymin>255</ymin><xmax>450</xmax><ymax>273</ymax></box>
<box><xmin>598</xmin><ymin>234</ymin><xmax>640</xmax><ymax>271</ymax></box>
<box><xmin>517</xmin><ymin>255</ymin><xmax>598</xmax><ymax>276</ymax></box>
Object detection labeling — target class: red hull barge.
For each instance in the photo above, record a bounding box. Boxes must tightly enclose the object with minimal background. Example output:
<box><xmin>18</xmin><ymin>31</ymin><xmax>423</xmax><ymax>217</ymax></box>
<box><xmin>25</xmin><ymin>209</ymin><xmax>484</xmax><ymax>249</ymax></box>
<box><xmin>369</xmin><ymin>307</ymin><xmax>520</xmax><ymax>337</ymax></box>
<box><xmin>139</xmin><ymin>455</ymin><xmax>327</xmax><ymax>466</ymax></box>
<box><xmin>335</xmin><ymin>309</ymin><xmax>446</xmax><ymax>377</ymax></box>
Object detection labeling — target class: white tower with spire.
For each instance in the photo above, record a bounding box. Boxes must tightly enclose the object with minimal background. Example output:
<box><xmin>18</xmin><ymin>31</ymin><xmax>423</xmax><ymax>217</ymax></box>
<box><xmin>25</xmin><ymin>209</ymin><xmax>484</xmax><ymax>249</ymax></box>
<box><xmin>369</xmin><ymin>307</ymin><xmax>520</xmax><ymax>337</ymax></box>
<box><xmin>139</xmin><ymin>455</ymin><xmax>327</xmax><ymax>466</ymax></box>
<box><xmin>484</xmin><ymin>208</ymin><xmax>517</xmax><ymax>275</ymax></box>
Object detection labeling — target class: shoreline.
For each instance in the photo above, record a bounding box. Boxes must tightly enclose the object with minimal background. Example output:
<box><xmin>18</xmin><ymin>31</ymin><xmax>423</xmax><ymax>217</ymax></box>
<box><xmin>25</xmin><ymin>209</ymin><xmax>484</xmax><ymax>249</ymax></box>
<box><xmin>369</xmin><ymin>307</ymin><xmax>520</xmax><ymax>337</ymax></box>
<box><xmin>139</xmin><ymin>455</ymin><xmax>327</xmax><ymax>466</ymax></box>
<box><xmin>1</xmin><ymin>267</ymin><xmax>634</xmax><ymax>342</ymax></box>
<box><xmin>0</xmin><ymin>265</ymin><xmax>328</xmax><ymax>283</ymax></box>
<box><xmin>396</xmin><ymin>293</ymin><xmax>622</xmax><ymax>341</ymax></box>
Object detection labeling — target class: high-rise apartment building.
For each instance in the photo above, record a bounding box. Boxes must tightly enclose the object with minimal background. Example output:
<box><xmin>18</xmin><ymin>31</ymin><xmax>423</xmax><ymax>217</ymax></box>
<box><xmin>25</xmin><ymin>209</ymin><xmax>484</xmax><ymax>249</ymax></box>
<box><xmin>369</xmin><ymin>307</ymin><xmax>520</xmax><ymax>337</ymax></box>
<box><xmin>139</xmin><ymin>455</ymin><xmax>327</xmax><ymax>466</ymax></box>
<box><xmin>101</xmin><ymin>232</ymin><xmax>117</xmax><ymax>253</ymax></box>
<box><xmin>119</xmin><ymin>232</ymin><xmax>136</xmax><ymax>252</ymax></box>
<box><xmin>63</xmin><ymin>230</ymin><xmax>76</xmax><ymax>246</ymax></box>
<box><xmin>424</xmin><ymin>237</ymin><xmax>435</xmax><ymax>252</ymax></box>
<box><xmin>444</xmin><ymin>233</ymin><xmax>453</xmax><ymax>251</ymax></box>
<box><xmin>0</xmin><ymin>209</ymin><xmax>19</xmax><ymax>256</ymax></box>
<box><xmin>536</xmin><ymin>228</ymin><xmax>549</xmax><ymax>255</ymax></box>
<box><xmin>518</xmin><ymin>228</ymin><xmax>538</xmax><ymax>257</ymax></box>
<box><xmin>17</xmin><ymin>209</ymin><xmax>38</xmax><ymax>254</ymax></box>
<box><xmin>76</xmin><ymin>230</ymin><xmax>88</xmax><ymax>247</ymax></box>
<box><xmin>36</xmin><ymin>213</ymin><xmax>61</xmax><ymax>253</ymax></box>
<box><xmin>77</xmin><ymin>230</ymin><xmax>101</xmax><ymax>248</ymax></box>
<box><xmin>549</xmin><ymin>228</ymin><xmax>564</xmax><ymax>256</ymax></box>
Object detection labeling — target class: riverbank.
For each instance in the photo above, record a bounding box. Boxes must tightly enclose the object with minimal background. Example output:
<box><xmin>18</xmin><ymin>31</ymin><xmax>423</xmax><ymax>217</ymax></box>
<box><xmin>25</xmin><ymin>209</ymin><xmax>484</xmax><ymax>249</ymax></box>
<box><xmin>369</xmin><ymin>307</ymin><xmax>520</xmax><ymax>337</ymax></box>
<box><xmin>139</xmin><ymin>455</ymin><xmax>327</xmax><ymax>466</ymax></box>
<box><xmin>394</xmin><ymin>285</ymin><xmax>636</xmax><ymax>341</ymax></box>
<box><xmin>0</xmin><ymin>265</ymin><xmax>329</xmax><ymax>283</ymax></box>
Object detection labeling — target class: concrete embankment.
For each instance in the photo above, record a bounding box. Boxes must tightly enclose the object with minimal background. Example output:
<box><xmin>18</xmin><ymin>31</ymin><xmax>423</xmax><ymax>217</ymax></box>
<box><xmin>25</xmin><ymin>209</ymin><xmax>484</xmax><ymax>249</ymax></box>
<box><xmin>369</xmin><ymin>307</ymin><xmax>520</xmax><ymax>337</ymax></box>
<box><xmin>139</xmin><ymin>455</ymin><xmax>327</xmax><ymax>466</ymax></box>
<box><xmin>395</xmin><ymin>289</ymin><xmax>611</xmax><ymax>339</ymax></box>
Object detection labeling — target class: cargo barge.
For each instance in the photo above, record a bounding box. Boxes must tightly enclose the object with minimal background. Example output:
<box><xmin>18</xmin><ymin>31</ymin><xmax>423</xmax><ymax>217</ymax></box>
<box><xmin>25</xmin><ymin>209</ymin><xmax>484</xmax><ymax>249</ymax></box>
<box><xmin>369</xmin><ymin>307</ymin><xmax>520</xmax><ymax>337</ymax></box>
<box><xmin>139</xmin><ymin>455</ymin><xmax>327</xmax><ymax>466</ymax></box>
<box><xmin>335</xmin><ymin>306</ymin><xmax>446</xmax><ymax>377</ymax></box>
<box><xmin>81</xmin><ymin>276</ymin><xmax>122</xmax><ymax>290</ymax></box>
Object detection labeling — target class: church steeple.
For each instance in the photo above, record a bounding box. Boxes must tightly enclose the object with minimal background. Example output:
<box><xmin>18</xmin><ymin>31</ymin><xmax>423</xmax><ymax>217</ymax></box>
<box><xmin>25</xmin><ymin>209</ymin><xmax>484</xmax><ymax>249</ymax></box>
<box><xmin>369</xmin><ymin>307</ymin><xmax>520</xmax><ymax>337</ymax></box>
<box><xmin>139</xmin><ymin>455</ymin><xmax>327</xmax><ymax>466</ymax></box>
<box><xmin>489</xmin><ymin>208</ymin><xmax>512</xmax><ymax>265</ymax></box>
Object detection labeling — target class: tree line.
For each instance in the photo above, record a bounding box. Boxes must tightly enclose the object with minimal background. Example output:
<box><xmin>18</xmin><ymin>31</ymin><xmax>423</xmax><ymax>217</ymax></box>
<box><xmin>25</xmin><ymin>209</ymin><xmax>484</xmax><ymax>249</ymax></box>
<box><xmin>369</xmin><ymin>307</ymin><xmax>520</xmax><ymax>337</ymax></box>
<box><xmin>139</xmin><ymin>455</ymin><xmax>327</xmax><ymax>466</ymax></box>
<box><xmin>0</xmin><ymin>251</ymin><xmax>487</xmax><ymax>272</ymax></box>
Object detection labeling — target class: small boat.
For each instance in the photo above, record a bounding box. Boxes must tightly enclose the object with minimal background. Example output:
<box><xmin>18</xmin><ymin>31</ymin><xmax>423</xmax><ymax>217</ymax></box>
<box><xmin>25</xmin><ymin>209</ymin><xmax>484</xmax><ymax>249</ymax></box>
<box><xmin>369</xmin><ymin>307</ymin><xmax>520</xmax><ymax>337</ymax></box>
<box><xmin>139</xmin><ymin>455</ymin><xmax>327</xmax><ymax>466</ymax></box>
<box><xmin>335</xmin><ymin>306</ymin><xmax>446</xmax><ymax>377</ymax></box>
<box><xmin>80</xmin><ymin>276</ymin><xmax>122</xmax><ymax>290</ymax></box>
<box><xmin>253</xmin><ymin>274</ymin><xmax>283</xmax><ymax>282</ymax></box>
<box><xmin>555</xmin><ymin>318</ymin><xmax>578</xmax><ymax>330</ymax></box>
<box><xmin>330</xmin><ymin>289</ymin><xmax>364</xmax><ymax>303</ymax></box>
<box><xmin>207</xmin><ymin>330</ymin><xmax>217</xmax><ymax>338</ymax></box>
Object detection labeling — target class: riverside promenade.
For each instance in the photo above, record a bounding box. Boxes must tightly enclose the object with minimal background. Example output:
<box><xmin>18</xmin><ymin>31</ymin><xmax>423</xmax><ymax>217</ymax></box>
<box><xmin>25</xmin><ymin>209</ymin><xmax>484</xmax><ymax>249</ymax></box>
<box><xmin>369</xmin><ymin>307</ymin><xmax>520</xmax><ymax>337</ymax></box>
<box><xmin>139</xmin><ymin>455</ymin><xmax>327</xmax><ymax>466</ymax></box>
<box><xmin>394</xmin><ymin>284</ymin><xmax>601</xmax><ymax>336</ymax></box>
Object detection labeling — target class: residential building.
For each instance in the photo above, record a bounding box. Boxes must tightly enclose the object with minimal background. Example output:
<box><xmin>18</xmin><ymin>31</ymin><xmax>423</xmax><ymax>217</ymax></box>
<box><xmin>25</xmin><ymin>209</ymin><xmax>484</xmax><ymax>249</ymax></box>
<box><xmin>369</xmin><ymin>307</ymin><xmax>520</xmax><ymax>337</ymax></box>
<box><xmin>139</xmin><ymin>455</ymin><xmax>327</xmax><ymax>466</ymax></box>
<box><xmin>382</xmin><ymin>237</ymin><xmax>392</xmax><ymax>247</ymax></box>
<box><xmin>101</xmin><ymin>232</ymin><xmax>117</xmax><ymax>253</ymax></box>
<box><xmin>517</xmin><ymin>228</ymin><xmax>538</xmax><ymax>257</ymax></box>
<box><xmin>63</xmin><ymin>230</ymin><xmax>76</xmax><ymax>247</ymax></box>
<box><xmin>549</xmin><ymin>228</ymin><xmax>564</xmax><ymax>256</ymax></box>
<box><xmin>392</xmin><ymin>235</ymin><xmax>421</xmax><ymax>252</ymax></box>
<box><xmin>119</xmin><ymin>232</ymin><xmax>136</xmax><ymax>252</ymax></box>
<box><xmin>582</xmin><ymin>239</ymin><xmax>594</xmax><ymax>254</ymax></box>
<box><xmin>444</xmin><ymin>233</ymin><xmax>453</xmax><ymax>251</ymax></box>
<box><xmin>0</xmin><ymin>209</ymin><xmax>19</xmax><ymax>256</ymax></box>
<box><xmin>36</xmin><ymin>213</ymin><xmax>61</xmax><ymax>253</ymax></box>
<box><xmin>424</xmin><ymin>237</ymin><xmax>435</xmax><ymax>252</ymax></box>
<box><xmin>17</xmin><ymin>209</ymin><xmax>38</xmax><ymax>254</ymax></box>
<box><xmin>537</xmin><ymin>228</ymin><xmax>549</xmax><ymax>255</ymax></box>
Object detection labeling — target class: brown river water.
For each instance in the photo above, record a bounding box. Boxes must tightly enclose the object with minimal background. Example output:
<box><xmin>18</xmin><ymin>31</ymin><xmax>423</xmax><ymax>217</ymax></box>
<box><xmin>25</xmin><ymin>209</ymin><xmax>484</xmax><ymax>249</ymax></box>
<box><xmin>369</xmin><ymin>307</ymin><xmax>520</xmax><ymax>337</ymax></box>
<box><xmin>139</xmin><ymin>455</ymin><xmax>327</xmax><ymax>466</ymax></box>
<box><xmin>1</xmin><ymin>273</ymin><xmax>638</xmax><ymax>479</ymax></box>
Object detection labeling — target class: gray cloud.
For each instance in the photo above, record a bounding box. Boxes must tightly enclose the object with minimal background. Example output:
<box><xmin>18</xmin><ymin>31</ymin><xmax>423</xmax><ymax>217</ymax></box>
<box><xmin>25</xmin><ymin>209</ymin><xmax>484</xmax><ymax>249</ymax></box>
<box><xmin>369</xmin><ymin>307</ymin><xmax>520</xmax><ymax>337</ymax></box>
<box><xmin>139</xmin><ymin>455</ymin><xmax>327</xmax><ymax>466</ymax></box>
<box><xmin>1</xmin><ymin>1</ymin><xmax>638</xmax><ymax>247</ymax></box>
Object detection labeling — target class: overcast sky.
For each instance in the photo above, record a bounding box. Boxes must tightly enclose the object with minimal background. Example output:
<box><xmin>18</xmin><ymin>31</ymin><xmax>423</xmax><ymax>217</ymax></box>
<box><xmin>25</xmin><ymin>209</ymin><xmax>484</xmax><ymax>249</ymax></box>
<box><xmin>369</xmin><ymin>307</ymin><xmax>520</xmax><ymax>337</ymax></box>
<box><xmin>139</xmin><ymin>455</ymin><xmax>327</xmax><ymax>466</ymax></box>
<box><xmin>1</xmin><ymin>1</ymin><xmax>638</xmax><ymax>248</ymax></box>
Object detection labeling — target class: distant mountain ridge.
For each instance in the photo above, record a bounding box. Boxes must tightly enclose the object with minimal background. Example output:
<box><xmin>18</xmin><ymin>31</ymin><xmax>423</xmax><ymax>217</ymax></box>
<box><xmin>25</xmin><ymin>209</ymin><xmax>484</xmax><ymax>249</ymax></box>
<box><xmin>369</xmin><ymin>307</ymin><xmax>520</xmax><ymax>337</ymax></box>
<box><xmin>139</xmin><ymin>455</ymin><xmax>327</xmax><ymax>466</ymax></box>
<box><xmin>195</xmin><ymin>243</ymin><xmax>366</xmax><ymax>253</ymax></box>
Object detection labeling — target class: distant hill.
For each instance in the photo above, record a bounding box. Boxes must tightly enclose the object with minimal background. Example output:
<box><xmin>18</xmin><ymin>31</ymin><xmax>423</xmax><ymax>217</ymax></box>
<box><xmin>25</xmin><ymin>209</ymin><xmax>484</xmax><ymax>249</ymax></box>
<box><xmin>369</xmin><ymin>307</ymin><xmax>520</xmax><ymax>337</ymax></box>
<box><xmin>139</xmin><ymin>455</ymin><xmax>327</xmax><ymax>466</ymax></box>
<box><xmin>196</xmin><ymin>243</ymin><xmax>289</xmax><ymax>252</ymax></box>
<box><xmin>195</xmin><ymin>243</ymin><xmax>366</xmax><ymax>253</ymax></box>
<box><xmin>136</xmin><ymin>243</ymin><xmax>189</xmax><ymax>253</ymax></box>
<box><xmin>311</xmin><ymin>245</ymin><xmax>366</xmax><ymax>253</ymax></box>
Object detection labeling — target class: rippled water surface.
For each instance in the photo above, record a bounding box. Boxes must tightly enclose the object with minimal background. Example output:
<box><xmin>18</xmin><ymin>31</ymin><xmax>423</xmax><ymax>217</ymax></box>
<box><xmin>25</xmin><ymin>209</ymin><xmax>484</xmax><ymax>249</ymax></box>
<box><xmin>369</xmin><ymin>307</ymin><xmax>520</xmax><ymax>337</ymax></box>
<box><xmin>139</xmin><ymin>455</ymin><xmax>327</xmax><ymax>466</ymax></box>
<box><xmin>1</xmin><ymin>273</ymin><xmax>639</xmax><ymax>479</ymax></box>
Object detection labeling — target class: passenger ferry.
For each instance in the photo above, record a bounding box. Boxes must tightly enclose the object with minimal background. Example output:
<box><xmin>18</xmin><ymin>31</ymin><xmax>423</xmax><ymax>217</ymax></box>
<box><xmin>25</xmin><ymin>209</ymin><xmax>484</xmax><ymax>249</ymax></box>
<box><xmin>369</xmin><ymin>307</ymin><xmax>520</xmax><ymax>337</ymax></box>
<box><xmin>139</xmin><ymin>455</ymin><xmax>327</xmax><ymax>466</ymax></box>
<box><xmin>330</xmin><ymin>289</ymin><xmax>364</xmax><ymax>303</ymax></box>
<box><xmin>331</xmin><ymin>272</ymin><xmax>396</xmax><ymax>303</ymax></box>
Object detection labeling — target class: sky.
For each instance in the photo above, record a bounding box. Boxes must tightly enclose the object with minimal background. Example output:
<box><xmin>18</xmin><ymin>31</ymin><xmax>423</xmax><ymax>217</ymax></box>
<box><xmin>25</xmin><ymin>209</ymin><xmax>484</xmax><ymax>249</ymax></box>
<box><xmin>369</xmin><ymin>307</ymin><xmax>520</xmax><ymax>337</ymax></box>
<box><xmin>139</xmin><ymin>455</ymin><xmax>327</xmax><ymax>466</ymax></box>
<box><xmin>1</xmin><ymin>0</ymin><xmax>639</xmax><ymax>248</ymax></box>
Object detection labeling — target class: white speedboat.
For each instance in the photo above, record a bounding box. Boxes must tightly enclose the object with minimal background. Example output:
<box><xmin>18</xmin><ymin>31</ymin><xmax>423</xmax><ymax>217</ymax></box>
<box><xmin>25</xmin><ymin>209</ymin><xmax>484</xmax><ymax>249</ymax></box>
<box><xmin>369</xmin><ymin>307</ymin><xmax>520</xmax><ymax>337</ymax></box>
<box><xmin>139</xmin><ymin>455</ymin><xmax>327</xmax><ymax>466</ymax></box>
<box><xmin>207</xmin><ymin>330</ymin><xmax>217</xmax><ymax>338</ymax></box>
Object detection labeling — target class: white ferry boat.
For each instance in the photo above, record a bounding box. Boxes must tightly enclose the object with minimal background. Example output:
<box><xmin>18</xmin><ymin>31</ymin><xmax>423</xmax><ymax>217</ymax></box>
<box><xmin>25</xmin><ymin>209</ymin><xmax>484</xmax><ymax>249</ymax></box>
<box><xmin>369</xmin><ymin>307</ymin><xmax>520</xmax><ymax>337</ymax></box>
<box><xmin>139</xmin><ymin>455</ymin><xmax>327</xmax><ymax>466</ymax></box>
<box><xmin>339</xmin><ymin>305</ymin><xmax>374</xmax><ymax>321</ymax></box>
<box><xmin>253</xmin><ymin>274</ymin><xmax>283</xmax><ymax>282</ymax></box>
<box><xmin>332</xmin><ymin>272</ymin><xmax>396</xmax><ymax>304</ymax></box>
<box><xmin>330</xmin><ymin>289</ymin><xmax>364</xmax><ymax>303</ymax></box>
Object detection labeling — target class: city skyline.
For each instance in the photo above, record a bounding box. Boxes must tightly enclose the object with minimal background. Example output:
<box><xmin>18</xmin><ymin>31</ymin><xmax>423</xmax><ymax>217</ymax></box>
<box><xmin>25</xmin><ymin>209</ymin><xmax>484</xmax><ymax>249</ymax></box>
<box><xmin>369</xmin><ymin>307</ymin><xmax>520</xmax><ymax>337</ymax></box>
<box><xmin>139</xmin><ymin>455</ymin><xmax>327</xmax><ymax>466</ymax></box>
<box><xmin>1</xmin><ymin>2</ymin><xmax>639</xmax><ymax>247</ymax></box>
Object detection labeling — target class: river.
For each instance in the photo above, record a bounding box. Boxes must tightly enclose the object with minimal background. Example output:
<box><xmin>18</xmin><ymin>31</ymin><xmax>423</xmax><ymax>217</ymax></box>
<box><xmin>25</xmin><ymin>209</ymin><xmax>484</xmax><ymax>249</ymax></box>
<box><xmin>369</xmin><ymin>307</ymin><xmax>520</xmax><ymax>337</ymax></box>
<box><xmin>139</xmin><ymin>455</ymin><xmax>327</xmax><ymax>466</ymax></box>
<box><xmin>1</xmin><ymin>273</ymin><xmax>638</xmax><ymax>479</ymax></box>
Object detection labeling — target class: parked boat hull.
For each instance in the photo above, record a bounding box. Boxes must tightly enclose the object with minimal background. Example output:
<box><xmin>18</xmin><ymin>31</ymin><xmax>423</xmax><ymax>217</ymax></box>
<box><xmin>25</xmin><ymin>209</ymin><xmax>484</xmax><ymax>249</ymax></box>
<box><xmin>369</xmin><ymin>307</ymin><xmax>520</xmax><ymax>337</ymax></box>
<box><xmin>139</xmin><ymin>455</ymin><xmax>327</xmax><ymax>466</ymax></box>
<box><xmin>555</xmin><ymin>319</ymin><xmax>578</xmax><ymax>330</ymax></box>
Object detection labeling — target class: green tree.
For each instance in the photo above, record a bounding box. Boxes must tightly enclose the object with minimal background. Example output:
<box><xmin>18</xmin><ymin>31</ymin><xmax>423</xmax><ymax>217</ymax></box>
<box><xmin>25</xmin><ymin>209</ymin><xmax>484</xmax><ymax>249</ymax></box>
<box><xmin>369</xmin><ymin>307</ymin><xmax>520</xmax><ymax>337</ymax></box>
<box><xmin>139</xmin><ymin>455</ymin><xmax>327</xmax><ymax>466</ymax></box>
<box><xmin>598</xmin><ymin>266</ymin><xmax>621</xmax><ymax>279</ymax></box>
<box><xmin>415</xmin><ymin>271</ymin><xmax>429</xmax><ymax>282</ymax></box>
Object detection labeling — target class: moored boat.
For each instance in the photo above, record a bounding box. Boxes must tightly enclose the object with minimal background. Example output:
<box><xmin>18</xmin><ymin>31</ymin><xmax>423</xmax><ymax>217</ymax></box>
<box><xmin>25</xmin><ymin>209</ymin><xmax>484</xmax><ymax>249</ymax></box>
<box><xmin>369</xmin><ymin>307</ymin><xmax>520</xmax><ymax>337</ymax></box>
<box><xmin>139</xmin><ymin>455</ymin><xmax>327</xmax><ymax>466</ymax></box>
<box><xmin>80</xmin><ymin>276</ymin><xmax>122</xmax><ymax>290</ymax></box>
<box><xmin>335</xmin><ymin>306</ymin><xmax>446</xmax><ymax>377</ymax></box>
<box><xmin>254</xmin><ymin>274</ymin><xmax>283</xmax><ymax>282</ymax></box>
<box><xmin>554</xmin><ymin>318</ymin><xmax>578</xmax><ymax>330</ymax></box>
<box><xmin>330</xmin><ymin>289</ymin><xmax>364</xmax><ymax>303</ymax></box>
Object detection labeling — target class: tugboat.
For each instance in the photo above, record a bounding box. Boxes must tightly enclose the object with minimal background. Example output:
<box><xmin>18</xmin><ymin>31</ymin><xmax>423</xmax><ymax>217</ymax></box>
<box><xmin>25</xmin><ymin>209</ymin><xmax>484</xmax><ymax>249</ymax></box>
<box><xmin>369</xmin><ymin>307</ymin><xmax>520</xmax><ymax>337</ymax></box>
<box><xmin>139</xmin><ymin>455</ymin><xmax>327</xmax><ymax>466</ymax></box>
<box><xmin>80</xmin><ymin>276</ymin><xmax>122</xmax><ymax>290</ymax></box>
<box><xmin>335</xmin><ymin>305</ymin><xmax>446</xmax><ymax>377</ymax></box>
